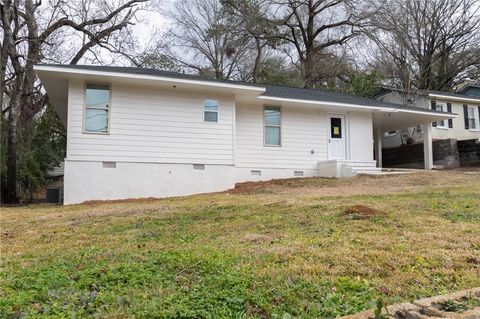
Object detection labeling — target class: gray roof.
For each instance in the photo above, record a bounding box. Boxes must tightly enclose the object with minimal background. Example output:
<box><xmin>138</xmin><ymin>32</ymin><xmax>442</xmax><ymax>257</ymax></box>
<box><xmin>457</xmin><ymin>83</ymin><xmax>480</xmax><ymax>96</ymax></box>
<box><xmin>37</xmin><ymin>64</ymin><xmax>452</xmax><ymax>115</ymax></box>
<box><xmin>377</xmin><ymin>86</ymin><xmax>480</xmax><ymax>101</ymax></box>
<box><xmin>262</xmin><ymin>85</ymin><xmax>417</xmax><ymax>110</ymax></box>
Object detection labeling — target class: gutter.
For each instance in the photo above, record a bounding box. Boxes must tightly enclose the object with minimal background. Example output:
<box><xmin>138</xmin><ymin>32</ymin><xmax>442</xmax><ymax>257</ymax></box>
<box><xmin>429</xmin><ymin>93</ymin><xmax>480</xmax><ymax>104</ymax></box>
<box><xmin>258</xmin><ymin>95</ymin><xmax>456</xmax><ymax>118</ymax></box>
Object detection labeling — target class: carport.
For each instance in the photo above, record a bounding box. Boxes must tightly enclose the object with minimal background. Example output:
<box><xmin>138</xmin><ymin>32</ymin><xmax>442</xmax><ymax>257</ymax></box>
<box><xmin>372</xmin><ymin>107</ymin><xmax>456</xmax><ymax>170</ymax></box>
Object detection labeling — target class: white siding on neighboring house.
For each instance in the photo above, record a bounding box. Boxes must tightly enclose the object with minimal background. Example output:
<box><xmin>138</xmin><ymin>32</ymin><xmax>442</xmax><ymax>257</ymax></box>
<box><xmin>67</xmin><ymin>81</ymin><xmax>235</xmax><ymax>165</ymax></box>
<box><xmin>235</xmin><ymin>103</ymin><xmax>328</xmax><ymax>171</ymax></box>
<box><xmin>378</xmin><ymin>92</ymin><xmax>480</xmax><ymax>145</ymax></box>
<box><xmin>432</xmin><ymin>101</ymin><xmax>480</xmax><ymax>140</ymax></box>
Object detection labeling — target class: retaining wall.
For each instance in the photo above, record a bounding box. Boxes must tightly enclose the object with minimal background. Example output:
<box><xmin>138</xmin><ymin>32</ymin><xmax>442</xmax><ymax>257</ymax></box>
<box><xmin>382</xmin><ymin>139</ymin><xmax>459</xmax><ymax>168</ymax></box>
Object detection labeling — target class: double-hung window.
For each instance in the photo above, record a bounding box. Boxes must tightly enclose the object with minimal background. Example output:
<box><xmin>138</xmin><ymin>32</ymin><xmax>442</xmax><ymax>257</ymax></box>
<box><xmin>85</xmin><ymin>84</ymin><xmax>110</xmax><ymax>133</ymax></box>
<box><xmin>434</xmin><ymin>103</ymin><xmax>447</xmax><ymax>128</ymax></box>
<box><xmin>204</xmin><ymin>99</ymin><xmax>219</xmax><ymax>122</ymax></box>
<box><xmin>467</xmin><ymin>106</ymin><xmax>480</xmax><ymax>130</ymax></box>
<box><xmin>264</xmin><ymin>106</ymin><xmax>281</xmax><ymax>146</ymax></box>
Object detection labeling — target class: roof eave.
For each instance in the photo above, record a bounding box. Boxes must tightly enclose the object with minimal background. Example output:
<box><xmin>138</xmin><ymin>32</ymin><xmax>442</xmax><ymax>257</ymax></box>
<box><xmin>429</xmin><ymin>93</ymin><xmax>480</xmax><ymax>103</ymax></box>
<box><xmin>258</xmin><ymin>95</ymin><xmax>456</xmax><ymax>118</ymax></box>
<box><xmin>33</xmin><ymin>65</ymin><xmax>266</xmax><ymax>94</ymax></box>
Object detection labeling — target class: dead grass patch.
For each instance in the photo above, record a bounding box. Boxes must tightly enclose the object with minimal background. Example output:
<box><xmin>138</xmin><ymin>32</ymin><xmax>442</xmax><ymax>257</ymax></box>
<box><xmin>241</xmin><ymin>232</ymin><xmax>276</xmax><ymax>244</ymax></box>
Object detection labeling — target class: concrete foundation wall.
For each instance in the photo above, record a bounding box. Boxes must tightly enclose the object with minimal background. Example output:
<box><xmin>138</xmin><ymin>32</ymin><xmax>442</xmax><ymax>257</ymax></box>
<box><xmin>64</xmin><ymin>160</ymin><xmax>323</xmax><ymax>204</ymax></box>
<box><xmin>64</xmin><ymin>160</ymin><xmax>236</xmax><ymax>205</ymax></box>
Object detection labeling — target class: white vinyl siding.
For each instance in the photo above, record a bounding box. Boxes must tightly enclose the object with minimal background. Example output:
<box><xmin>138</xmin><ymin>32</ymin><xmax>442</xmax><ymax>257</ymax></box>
<box><xmin>348</xmin><ymin>112</ymin><xmax>374</xmax><ymax>161</ymax></box>
<box><xmin>67</xmin><ymin>81</ymin><xmax>234</xmax><ymax>164</ymax></box>
<box><xmin>236</xmin><ymin>104</ymin><xmax>328</xmax><ymax>170</ymax></box>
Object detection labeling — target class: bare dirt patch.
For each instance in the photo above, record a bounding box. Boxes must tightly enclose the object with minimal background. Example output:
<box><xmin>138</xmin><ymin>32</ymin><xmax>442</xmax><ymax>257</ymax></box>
<box><xmin>229</xmin><ymin>171</ymin><xmax>480</xmax><ymax>197</ymax></box>
<box><xmin>229</xmin><ymin>177</ymin><xmax>330</xmax><ymax>194</ymax></box>
<box><xmin>343</xmin><ymin>205</ymin><xmax>385</xmax><ymax>220</ymax></box>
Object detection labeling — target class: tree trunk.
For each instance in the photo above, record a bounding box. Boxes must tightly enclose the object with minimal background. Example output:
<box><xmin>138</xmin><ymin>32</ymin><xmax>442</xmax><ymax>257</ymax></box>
<box><xmin>5</xmin><ymin>98</ymin><xmax>18</xmax><ymax>203</ymax></box>
<box><xmin>302</xmin><ymin>54</ymin><xmax>315</xmax><ymax>89</ymax></box>
<box><xmin>252</xmin><ymin>37</ymin><xmax>263</xmax><ymax>83</ymax></box>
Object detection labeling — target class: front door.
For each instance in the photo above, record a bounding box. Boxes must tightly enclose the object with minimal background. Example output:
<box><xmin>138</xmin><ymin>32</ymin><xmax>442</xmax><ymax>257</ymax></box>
<box><xmin>328</xmin><ymin>114</ymin><xmax>346</xmax><ymax>160</ymax></box>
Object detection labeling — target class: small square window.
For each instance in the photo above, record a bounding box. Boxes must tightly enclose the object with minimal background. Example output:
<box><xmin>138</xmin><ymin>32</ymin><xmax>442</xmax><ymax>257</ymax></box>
<box><xmin>204</xmin><ymin>99</ymin><xmax>218</xmax><ymax>122</ymax></box>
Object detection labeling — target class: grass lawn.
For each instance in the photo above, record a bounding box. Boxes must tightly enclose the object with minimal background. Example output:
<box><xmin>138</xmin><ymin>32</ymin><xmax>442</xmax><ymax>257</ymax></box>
<box><xmin>1</xmin><ymin>171</ymin><xmax>479</xmax><ymax>318</ymax></box>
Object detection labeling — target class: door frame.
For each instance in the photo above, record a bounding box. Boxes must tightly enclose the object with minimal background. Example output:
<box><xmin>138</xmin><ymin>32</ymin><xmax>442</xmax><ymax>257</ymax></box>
<box><xmin>327</xmin><ymin>113</ymin><xmax>349</xmax><ymax>160</ymax></box>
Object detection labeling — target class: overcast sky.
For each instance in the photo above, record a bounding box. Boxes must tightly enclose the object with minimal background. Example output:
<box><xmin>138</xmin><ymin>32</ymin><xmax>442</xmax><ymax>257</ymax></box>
<box><xmin>132</xmin><ymin>0</ymin><xmax>172</xmax><ymax>50</ymax></box>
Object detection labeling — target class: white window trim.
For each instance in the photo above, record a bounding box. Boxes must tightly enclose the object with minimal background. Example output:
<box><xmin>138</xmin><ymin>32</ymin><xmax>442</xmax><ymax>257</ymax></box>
<box><xmin>203</xmin><ymin>99</ymin><xmax>219</xmax><ymax>123</ymax></box>
<box><xmin>435</xmin><ymin>103</ymin><xmax>448</xmax><ymax>129</ymax></box>
<box><xmin>263</xmin><ymin>105</ymin><xmax>282</xmax><ymax>147</ymax></box>
<box><xmin>83</xmin><ymin>82</ymin><xmax>111</xmax><ymax>135</ymax></box>
<box><xmin>467</xmin><ymin>106</ymin><xmax>480</xmax><ymax>131</ymax></box>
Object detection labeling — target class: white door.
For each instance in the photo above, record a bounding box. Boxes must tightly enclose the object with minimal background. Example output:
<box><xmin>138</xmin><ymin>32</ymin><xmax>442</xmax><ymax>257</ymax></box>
<box><xmin>328</xmin><ymin>114</ymin><xmax>346</xmax><ymax>160</ymax></box>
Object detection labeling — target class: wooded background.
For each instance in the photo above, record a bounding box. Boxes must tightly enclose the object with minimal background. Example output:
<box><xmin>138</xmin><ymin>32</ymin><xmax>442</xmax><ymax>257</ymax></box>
<box><xmin>1</xmin><ymin>0</ymin><xmax>479</xmax><ymax>203</ymax></box>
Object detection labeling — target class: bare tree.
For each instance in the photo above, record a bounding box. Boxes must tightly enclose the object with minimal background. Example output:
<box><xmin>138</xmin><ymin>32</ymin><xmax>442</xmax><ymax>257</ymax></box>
<box><xmin>168</xmin><ymin>0</ymin><xmax>252</xmax><ymax>80</ymax></box>
<box><xmin>222</xmin><ymin>0</ymin><xmax>275</xmax><ymax>83</ymax></box>
<box><xmin>369</xmin><ymin>0</ymin><xmax>480</xmax><ymax>91</ymax></box>
<box><xmin>1</xmin><ymin>0</ymin><xmax>147</xmax><ymax>203</ymax></box>
<box><xmin>270</xmin><ymin>0</ymin><xmax>373</xmax><ymax>88</ymax></box>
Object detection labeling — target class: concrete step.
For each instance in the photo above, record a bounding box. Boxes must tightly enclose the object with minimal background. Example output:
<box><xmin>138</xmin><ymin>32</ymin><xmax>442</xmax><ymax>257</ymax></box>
<box><xmin>351</xmin><ymin>168</ymin><xmax>379</xmax><ymax>172</ymax></box>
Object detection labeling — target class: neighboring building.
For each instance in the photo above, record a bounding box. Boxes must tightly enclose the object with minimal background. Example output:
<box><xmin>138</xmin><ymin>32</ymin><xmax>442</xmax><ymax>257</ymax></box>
<box><xmin>457</xmin><ymin>83</ymin><xmax>480</xmax><ymax>98</ymax></box>
<box><xmin>35</xmin><ymin>65</ymin><xmax>451</xmax><ymax>204</ymax></box>
<box><xmin>376</xmin><ymin>88</ymin><xmax>480</xmax><ymax>148</ymax></box>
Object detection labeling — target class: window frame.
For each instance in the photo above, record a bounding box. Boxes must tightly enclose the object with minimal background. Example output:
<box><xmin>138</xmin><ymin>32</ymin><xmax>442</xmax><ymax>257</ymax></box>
<box><xmin>434</xmin><ymin>103</ymin><xmax>448</xmax><ymax>129</ymax></box>
<box><xmin>467</xmin><ymin>105</ymin><xmax>480</xmax><ymax>131</ymax></box>
<box><xmin>83</xmin><ymin>82</ymin><xmax>111</xmax><ymax>135</ymax></box>
<box><xmin>203</xmin><ymin>99</ymin><xmax>219</xmax><ymax>123</ymax></box>
<box><xmin>263</xmin><ymin>105</ymin><xmax>282</xmax><ymax>147</ymax></box>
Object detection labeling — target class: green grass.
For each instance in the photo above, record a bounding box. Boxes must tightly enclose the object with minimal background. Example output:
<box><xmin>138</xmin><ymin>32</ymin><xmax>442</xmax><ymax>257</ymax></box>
<box><xmin>1</xmin><ymin>171</ymin><xmax>480</xmax><ymax>318</ymax></box>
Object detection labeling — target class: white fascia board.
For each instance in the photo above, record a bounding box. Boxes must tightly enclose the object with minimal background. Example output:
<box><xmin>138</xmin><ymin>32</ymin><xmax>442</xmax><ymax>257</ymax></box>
<box><xmin>33</xmin><ymin>65</ymin><xmax>266</xmax><ymax>93</ymax></box>
<box><xmin>257</xmin><ymin>95</ymin><xmax>457</xmax><ymax>118</ymax></box>
<box><xmin>429</xmin><ymin>93</ymin><xmax>480</xmax><ymax>103</ymax></box>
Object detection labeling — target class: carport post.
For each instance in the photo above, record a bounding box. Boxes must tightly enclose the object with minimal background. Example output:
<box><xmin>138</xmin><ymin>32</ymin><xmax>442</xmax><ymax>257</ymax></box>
<box><xmin>375</xmin><ymin>128</ymin><xmax>382</xmax><ymax>168</ymax></box>
<box><xmin>423</xmin><ymin>123</ymin><xmax>433</xmax><ymax>170</ymax></box>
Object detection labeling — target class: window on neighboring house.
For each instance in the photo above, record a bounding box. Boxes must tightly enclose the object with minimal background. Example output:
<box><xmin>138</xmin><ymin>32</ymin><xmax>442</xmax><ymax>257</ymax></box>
<box><xmin>264</xmin><ymin>106</ymin><xmax>281</xmax><ymax>146</ymax></box>
<box><xmin>435</xmin><ymin>103</ymin><xmax>447</xmax><ymax>128</ymax></box>
<box><xmin>85</xmin><ymin>84</ymin><xmax>110</xmax><ymax>133</ymax></box>
<box><xmin>204</xmin><ymin>99</ymin><xmax>219</xmax><ymax>122</ymax></box>
<box><xmin>467</xmin><ymin>106</ymin><xmax>479</xmax><ymax>129</ymax></box>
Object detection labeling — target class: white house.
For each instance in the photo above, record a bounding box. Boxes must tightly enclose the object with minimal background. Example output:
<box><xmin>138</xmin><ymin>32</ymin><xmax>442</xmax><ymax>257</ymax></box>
<box><xmin>376</xmin><ymin>88</ymin><xmax>480</xmax><ymax>148</ymax></box>
<box><xmin>34</xmin><ymin>65</ymin><xmax>454</xmax><ymax>204</ymax></box>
